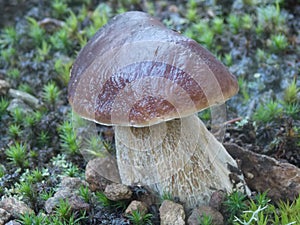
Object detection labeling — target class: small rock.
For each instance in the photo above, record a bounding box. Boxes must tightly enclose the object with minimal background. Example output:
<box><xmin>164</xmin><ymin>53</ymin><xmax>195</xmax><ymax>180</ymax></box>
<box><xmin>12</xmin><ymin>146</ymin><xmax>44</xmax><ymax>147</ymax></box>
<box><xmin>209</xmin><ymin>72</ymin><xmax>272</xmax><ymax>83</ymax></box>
<box><xmin>104</xmin><ymin>183</ymin><xmax>132</xmax><ymax>201</ymax></box>
<box><xmin>68</xmin><ymin>195</ymin><xmax>90</xmax><ymax>212</ymax></box>
<box><xmin>60</xmin><ymin>176</ymin><xmax>88</xmax><ymax>190</ymax></box>
<box><xmin>45</xmin><ymin>189</ymin><xmax>73</xmax><ymax>213</ymax></box>
<box><xmin>188</xmin><ymin>206</ymin><xmax>224</xmax><ymax>225</ymax></box>
<box><xmin>0</xmin><ymin>197</ymin><xmax>33</xmax><ymax>219</ymax></box>
<box><xmin>5</xmin><ymin>221</ymin><xmax>21</xmax><ymax>225</ymax></box>
<box><xmin>159</xmin><ymin>200</ymin><xmax>185</xmax><ymax>225</ymax></box>
<box><xmin>209</xmin><ymin>190</ymin><xmax>226</xmax><ymax>211</ymax></box>
<box><xmin>125</xmin><ymin>200</ymin><xmax>148</xmax><ymax>215</ymax></box>
<box><xmin>8</xmin><ymin>89</ymin><xmax>43</xmax><ymax>110</ymax></box>
<box><xmin>38</xmin><ymin>17</ymin><xmax>65</xmax><ymax>32</ymax></box>
<box><xmin>85</xmin><ymin>156</ymin><xmax>121</xmax><ymax>191</ymax></box>
<box><xmin>0</xmin><ymin>208</ymin><xmax>11</xmax><ymax>225</ymax></box>
<box><xmin>7</xmin><ymin>99</ymin><xmax>34</xmax><ymax>115</ymax></box>
<box><xmin>225</xmin><ymin>143</ymin><xmax>300</xmax><ymax>202</ymax></box>
<box><xmin>45</xmin><ymin>177</ymin><xmax>89</xmax><ymax>213</ymax></box>
<box><xmin>168</xmin><ymin>5</ymin><xmax>179</xmax><ymax>13</ymax></box>
<box><xmin>0</xmin><ymin>80</ymin><xmax>10</xmax><ymax>95</ymax></box>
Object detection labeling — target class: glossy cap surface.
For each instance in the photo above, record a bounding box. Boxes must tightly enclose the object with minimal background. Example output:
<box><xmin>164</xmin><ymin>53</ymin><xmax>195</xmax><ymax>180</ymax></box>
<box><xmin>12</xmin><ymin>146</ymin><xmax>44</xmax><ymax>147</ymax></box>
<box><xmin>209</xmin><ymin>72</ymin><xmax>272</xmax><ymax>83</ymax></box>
<box><xmin>68</xmin><ymin>11</ymin><xmax>238</xmax><ymax>127</ymax></box>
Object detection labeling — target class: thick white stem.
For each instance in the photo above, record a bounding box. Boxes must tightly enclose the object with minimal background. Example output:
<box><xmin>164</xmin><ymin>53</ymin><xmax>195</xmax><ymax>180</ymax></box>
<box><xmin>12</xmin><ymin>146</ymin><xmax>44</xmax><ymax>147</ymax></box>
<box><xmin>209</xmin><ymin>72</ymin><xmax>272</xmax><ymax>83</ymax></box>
<box><xmin>115</xmin><ymin>114</ymin><xmax>243</xmax><ymax>209</ymax></box>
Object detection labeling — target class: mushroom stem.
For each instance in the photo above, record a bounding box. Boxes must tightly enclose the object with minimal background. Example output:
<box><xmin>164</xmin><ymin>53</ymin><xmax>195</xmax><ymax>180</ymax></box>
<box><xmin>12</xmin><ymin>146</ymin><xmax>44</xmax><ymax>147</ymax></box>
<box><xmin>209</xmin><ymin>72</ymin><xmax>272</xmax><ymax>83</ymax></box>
<box><xmin>115</xmin><ymin>114</ymin><xmax>245</xmax><ymax>209</ymax></box>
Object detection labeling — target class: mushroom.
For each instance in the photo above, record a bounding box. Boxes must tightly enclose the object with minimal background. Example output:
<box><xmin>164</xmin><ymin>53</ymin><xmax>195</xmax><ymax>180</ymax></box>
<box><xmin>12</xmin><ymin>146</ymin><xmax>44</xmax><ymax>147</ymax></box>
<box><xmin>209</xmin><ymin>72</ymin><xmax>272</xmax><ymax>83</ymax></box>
<box><xmin>68</xmin><ymin>11</ymin><xmax>248</xmax><ymax>209</ymax></box>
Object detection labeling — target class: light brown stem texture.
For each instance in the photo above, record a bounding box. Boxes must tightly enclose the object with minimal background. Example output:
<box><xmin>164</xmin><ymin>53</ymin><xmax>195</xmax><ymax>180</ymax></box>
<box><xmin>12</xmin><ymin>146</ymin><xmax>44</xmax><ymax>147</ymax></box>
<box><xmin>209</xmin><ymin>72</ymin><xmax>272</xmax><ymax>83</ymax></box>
<box><xmin>115</xmin><ymin>114</ymin><xmax>239</xmax><ymax>209</ymax></box>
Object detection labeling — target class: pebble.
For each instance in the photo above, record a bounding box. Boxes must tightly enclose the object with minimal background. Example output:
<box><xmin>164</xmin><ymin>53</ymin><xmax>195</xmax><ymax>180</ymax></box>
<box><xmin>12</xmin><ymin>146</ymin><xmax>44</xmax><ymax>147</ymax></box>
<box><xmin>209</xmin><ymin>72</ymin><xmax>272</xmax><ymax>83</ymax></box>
<box><xmin>125</xmin><ymin>200</ymin><xmax>148</xmax><ymax>215</ymax></box>
<box><xmin>4</xmin><ymin>221</ymin><xmax>21</xmax><ymax>225</ymax></box>
<box><xmin>0</xmin><ymin>197</ymin><xmax>34</xmax><ymax>219</ymax></box>
<box><xmin>85</xmin><ymin>156</ymin><xmax>120</xmax><ymax>191</ymax></box>
<box><xmin>0</xmin><ymin>80</ymin><xmax>10</xmax><ymax>95</ymax></box>
<box><xmin>104</xmin><ymin>183</ymin><xmax>132</xmax><ymax>201</ymax></box>
<box><xmin>8</xmin><ymin>89</ymin><xmax>43</xmax><ymax>110</ymax></box>
<box><xmin>7</xmin><ymin>99</ymin><xmax>34</xmax><ymax>115</ymax></box>
<box><xmin>159</xmin><ymin>200</ymin><xmax>185</xmax><ymax>225</ymax></box>
<box><xmin>0</xmin><ymin>208</ymin><xmax>11</xmax><ymax>225</ymax></box>
<box><xmin>209</xmin><ymin>190</ymin><xmax>226</xmax><ymax>211</ymax></box>
<box><xmin>45</xmin><ymin>177</ymin><xmax>89</xmax><ymax>213</ymax></box>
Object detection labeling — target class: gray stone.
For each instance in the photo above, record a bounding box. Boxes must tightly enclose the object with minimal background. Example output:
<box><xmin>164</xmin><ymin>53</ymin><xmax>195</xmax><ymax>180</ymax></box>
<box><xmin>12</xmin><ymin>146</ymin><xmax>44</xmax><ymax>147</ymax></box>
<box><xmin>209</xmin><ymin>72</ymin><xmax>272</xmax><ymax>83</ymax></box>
<box><xmin>5</xmin><ymin>221</ymin><xmax>21</xmax><ymax>225</ymax></box>
<box><xmin>60</xmin><ymin>176</ymin><xmax>88</xmax><ymax>190</ymax></box>
<box><xmin>85</xmin><ymin>157</ymin><xmax>121</xmax><ymax>191</ymax></box>
<box><xmin>0</xmin><ymin>208</ymin><xmax>11</xmax><ymax>225</ymax></box>
<box><xmin>209</xmin><ymin>190</ymin><xmax>226</xmax><ymax>211</ymax></box>
<box><xmin>104</xmin><ymin>183</ymin><xmax>132</xmax><ymax>201</ymax></box>
<box><xmin>225</xmin><ymin>143</ymin><xmax>300</xmax><ymax>203</ymax></box>
<box><xmin>7</xmin><ymin>99</ymin><xmax>33</xmax><ymax>115</ymax></box>
<box><xmin>68</xmin><ymin>195</ymin><xmax>90</xmax><ymax>212</ymax></box>
<box><xmin>188</xmin><ymin>206</ymin><xmax>224</xmax><ymax>225</ymax></box>
<box><xmin>45</xmin><ymin>177</ymin><xmax>89</xmax><ymax>213</ymax></box>
<box><xmin>38</xmin><ymin>18</ymin><xmax>65</xmax><ymax>32</ymax></box>
<box><xmin>125</xmin><ymin>200</ymin><xmax>148</xmax><ymax>215</ymax></box>
<box><xmin>0</xmin><ymin>197</ymin><xmax>33</xmax><ymax>219</ymax></box>
<box><xmin>159</xmin><ymin>200</ymin><xmax>185</xmax><ymax>225</ymax></box>
<box><xmin>8</xmin><ymin>89</ymin><xmax>43</xmax><ymax>110</ymax></box>
<box><xmin>45</xmin><ymin>188</ymin><xmax>73</xmax><ymax>213</ymax></box>
<box><xmin>0</xmin><ymin>79</ymin><xmax>10</xmax><ymax>95</ymax></box>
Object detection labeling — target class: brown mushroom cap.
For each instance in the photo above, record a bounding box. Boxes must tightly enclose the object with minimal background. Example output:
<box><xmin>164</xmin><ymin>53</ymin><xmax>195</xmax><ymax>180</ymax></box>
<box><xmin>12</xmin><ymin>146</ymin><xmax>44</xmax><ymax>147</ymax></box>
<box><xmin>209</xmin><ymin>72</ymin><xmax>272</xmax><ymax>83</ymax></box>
<box><xmin>68</xmin><ymin>11</ymin><xmax>238</xmax><ymax>127</ymax></box>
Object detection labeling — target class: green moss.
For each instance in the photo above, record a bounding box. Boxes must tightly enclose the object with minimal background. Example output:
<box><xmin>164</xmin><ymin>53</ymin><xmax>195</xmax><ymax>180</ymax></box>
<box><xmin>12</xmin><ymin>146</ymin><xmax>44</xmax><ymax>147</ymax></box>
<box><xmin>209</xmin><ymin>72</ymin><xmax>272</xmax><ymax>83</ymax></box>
<box><xmin>5</xmin><ymin>142</ymin><xmax>29</xmax><ymax>168</ymax></box>
<box><xmin>95</xmin><ymin>191</ymin><xmax>128</xmax><ymax>210</ymax></box>
<box><xmin>51</xmin><ymin>0</ymin><xmax>69</xmax><ymax>19</ymax></box>
<box><xmin>186</xmin><ymin>8</ymin><xmax>198</xmax><ymax>22</ymax></box>
<box><xmin>37</xmin><ymin>131</ymin><xmax>50</xmax><ymax>146</ymax></box>
<box><xmin>238</xmin><ymin>77</ymin><xmax>250</xmax><ymax>103</ymax></box>
<box><xmin>223</xmin><ymin>191</ymin><xmax>248</xmax><ymax>223</ymax></box>
<box><xmin>36</xmin><ymin>40</ymin><xmax>51</xmax><ymax>62</ymax></box>
<box><xmin>54</xmin><ymin>58</ymin><xmax>73</xmax><ymax>86</ymax></box>
<box><xmin>253</xmin><ymin>100</ymin><xmax>283</xmax><ymax>123</ymax></box>
<box><xmin>198</xmin><ymin>214</ymin><xmax>213</xmax><ymax>225</ymax></box>
<box><xmin>225</xmin><ymin>192</ymin><xmax>300</xmax><ymax>224</ymax></box>
<box><xmin>42</xmin><ymin>81</ymin><xmax>61</xmax><ymax>106</ymax></box>
<box><xmin>270</xmin><ymin>34</ymin><xmax>288</xmax><ymax>52</ymax></box>
<box><xmin>0</xmin><ymin>46</ymin><xmax>16</xmax><ymax>64</ymax></box>
<box><xmin>8</xmin><ymin>123</ymin><xmax>22</xmax><ymax>139</ymax></box>
<box><xmin>284</xmin><ymin>80</ymin><xmax>299</xmax><ymax>104</ymax></box>
<box><xmin>257</xmin><ymin>4</ymin><xmax>286</xmax><ymax>33</ymax></box>
<box><xmin>126</xmin><ymin>209</ymin><xmax>153</xmax><ymax>225</ymax></box>
<box><xmin>161</xmin><ymin>191</ymin><xmax>174</xmax><ymax>202</ymax></box>
<box><xmin>58</xmin><ymin>120</ymin><xmax>80</xmax><ymax>155</ymax></box>
<box><xmin>18</xmin><ymin>83</ymin><xmax>34</xmax><ymax>95</ymax></box>
<box><xmin>227</xmin><ymin>14</ymin><xmax>240</xmax><ymax>34</ymax></box>
<box><xmin>241</xmin><ymin>14</ymin><xmax>253</xmax><ymax>30</ymax></box>
<box><xmin>50</xmin><ymin>29</ymin><xmax>72</xmax><ymax>52</ymax></box>
<box><xmin>23</xmin><ymin>114</ymin><xmax>36</xmax><ymax>128</ymax></box>
<box><xmin>0</xmin><ymin>97</ymin><xmax>9</xmax><ymax>118</ymax></box>
<box><xmin>7</xmin><ymin>68</ymin><xmax>20</xmax><ymax>80</ymax></box>
<box><xmin>27</xmin><ymin>17</ymin><xmax>45</xmax><ymax>46</ymax></box>
<box><xmin>90</xmin><ymin>4</ymin><xmax>111</xmax><ymax>30</ymax></box>
<box><xmin>223</xmin><ymin>53</ymin><xmax>233</xmax><ymax>66</ymax></box>
<box><xmin>65</xmin><ymin>10</ymin><xmax>79</xmax><ymax>35</ymax></box>
<box><xmin>78</xmin><ymin>185</ymin><xmax>90</xmax><ymax>203</ymax></box>
<box><xmin>212</xmin><ymin>17</ymin><xmax>224</xmax><ymax>35</ymax></box>
<box><xmin>0</xmin><ymin>26</ymin><xmax>18</xmax><ymax>48</ymax></box>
